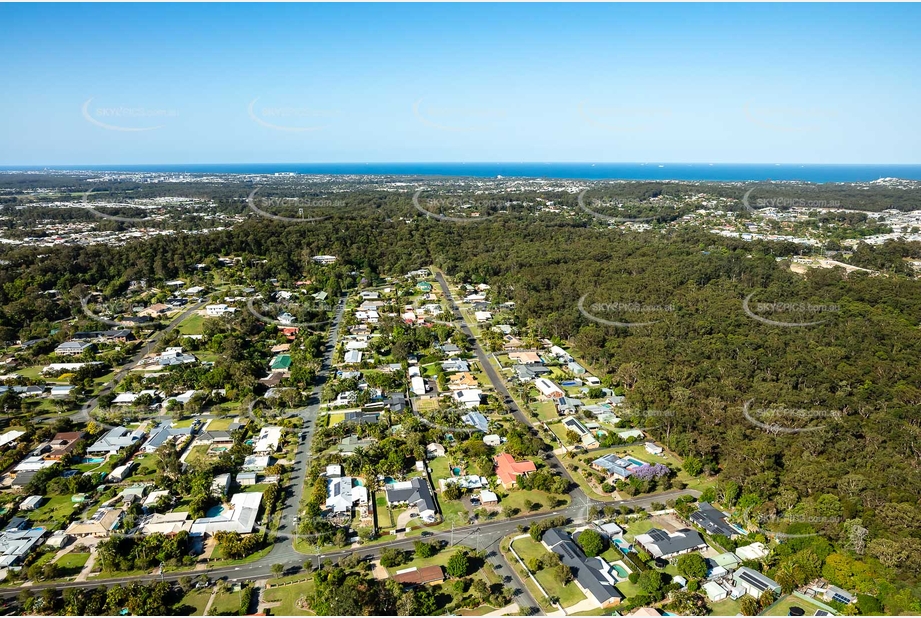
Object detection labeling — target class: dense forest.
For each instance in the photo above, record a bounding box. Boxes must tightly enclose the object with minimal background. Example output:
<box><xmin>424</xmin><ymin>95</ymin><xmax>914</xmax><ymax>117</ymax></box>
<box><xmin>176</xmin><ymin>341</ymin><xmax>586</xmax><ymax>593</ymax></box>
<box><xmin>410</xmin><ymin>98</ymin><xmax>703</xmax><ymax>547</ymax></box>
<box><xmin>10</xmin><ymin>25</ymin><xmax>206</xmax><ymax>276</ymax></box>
<box><xmin>2</xmin><ymin>189</ymin><xmax>921</xmax><ymax>611</ymax></box>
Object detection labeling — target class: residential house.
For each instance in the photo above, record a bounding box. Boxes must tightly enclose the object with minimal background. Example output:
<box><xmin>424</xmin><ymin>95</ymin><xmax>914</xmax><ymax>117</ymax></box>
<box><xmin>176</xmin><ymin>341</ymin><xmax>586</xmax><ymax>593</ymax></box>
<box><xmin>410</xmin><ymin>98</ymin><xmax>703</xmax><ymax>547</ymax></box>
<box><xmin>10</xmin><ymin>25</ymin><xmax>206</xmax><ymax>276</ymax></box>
<box><xmin>635</xmin><ymin>528</ymin><xmax>708</xmax><ymax>559</ymax></box>
<box><xmin>461</xmin><ymin>411</ymin><xmax>489</xmax><ymax>432</ymax></box>
<box><xmin>483</xmin><ymin>434</ymin><xmax>501</xmax><ymax>447</ymax></box>
<box><xmin>732</xmin><ymin>566</ymin><xmax>781</xmax><ymax>598</ymax></box>
<box><xmin>87</xmin><ymin>427</ymin><xmax>147</xmax><ymax>456</ymax></box>
<box><xmin>190</xmin><ymin>492</ymin><xmax>263</xmax><ymax>536</ymax></box>
<box><xmin>410</xmin><ymin>376</ymin><xmax>426</xmax><ymax>396</ymax></box>
<box><xmin>385</xmin><ymin>478</ymin><xmax>437</xmax><ymax>522</ymax></box>
<box><xmin>645</xmin><ymin>442</ymin><xmax>664</xmax><ymax>455</ymax></box>
<box><xmin>0</xmin><ymin>527</ymin><xmax>46</xmax><ymax>568</ymax></box>
<box><xmin>591</xmin><ymin>454</ymin><xmax>634</xmax><ymax>480</ymax></box>
<box><xmin>494</xmin><ymin>453</ymin><xmax>537</xmax><ymax>488</ymax></box>
<box><xmin>448</xmin><ymin>372</ymin><xmax>478</xmax><ymax>390</ymax></box>
<box><xmin>54</xmin><ymin>341</ymin><xmax>93</xmax><ymax>356</ymax></box>
<box><xmin>441</xmin><ymin>359</ymin><xmax>469</xmax><ymax>373</ymax></box>
<box><xmin>142</xmin><ymin>423</ymin><xmax>192</xmax><ymax>454</ymax></box>
<box><xmin>20</xmin><ymin>496</ymin><xmax>44</xmax><ymax>511</ymax></box>
<box><xmin>479</xmin><ymin>490</ymin><xmax>499</xmax><ymax>505</ymax></box>
<box><xmin>453</xmin><ymin>389</ymin><xmax>484</xmax><ymax>409</ymax></box>
<box><xmin>236</xmin><ymin>472</ymin><xmax>258</xmax><ymax>486</ymax></box>
<box><xmin>823</xmin><ymin>586</ymin><xmax>856</xmax><ymax>605</ymax></box>
<box><xmin>252</xmin><ymin>426</ymin><xmax>282</xmax><ymax>456</ymax></box>
<box><xmin>326</xmin><ymin>476</ymin><xmax>357</xmax><ymax>514</ymax></box>
<box><xmin>509</xmin><ymin>351</ymin><xmax>542</xmax><ymax>365</ymax></box>
<box><xmin>43</xmin><ymin>432</ymin><xmax>84</xmax><ymax>460</ymax></box>
<box><xmin>211</xmin><ymin>473</ymin><xmax>232</xmax><ymax>497</ymax></box>
<box><xmin>690</xmin><ymin>503</ymin><xmax>741</xmax><ymax>538</ymax></box>
<box><xmin>426</xmin><ymin>443</ymin><xmax>446</xmax><ymax>459</ymax></box>
<box><xmin>109</xmin><ymin>462</ymin><xmax>135</xmax><ymax>483</ymax></box>
<box><xmin>65</xmin><ymin>507</ymin><xmax>125</xmax><ymax>538</ymax></box>
<box><xmin>541</xmin><ymin>528</ymin><xmax>623</xmax><ymax>607</ymax></box>
<box><xmin>242</xmin><ymin>455</ymin><xmax>271</xmax><ymax>472</ymax></box>
<box><xmin>534</xmin><ymin>377</ymin><xmax>564</xmax><ymax>399</ymax></box>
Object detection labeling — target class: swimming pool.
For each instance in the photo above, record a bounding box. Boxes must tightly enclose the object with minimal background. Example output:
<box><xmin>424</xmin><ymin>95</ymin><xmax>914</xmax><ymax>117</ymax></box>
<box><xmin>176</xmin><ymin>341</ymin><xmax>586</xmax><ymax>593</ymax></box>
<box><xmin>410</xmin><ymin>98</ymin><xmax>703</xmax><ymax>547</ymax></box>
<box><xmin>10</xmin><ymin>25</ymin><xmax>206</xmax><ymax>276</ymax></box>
<box><xmin>452</xmin><ymin>467</ymin><xmax>462</xmax><ymax>476</ymax></box>
<box><xmin>612</xmin><ymin>564</ymin><xmax>629</xmax><ymax>578</ymax></box>
<box><xmin>206</xmin><ymin>505</ymin><xmax>226</xmax><ymax>518</ymax></box>
<box><xmin>82</xmin><ymin>457</ymin><xmax>105</xmax><ymax>464</ymax></box>
<box><xmin>626</xmin><ymin>457</ymin><xmax>645</xmax><ymax>467</ymax></box>
<box><xmin>210</xmin><ymin>446</ymin><xmax>228</xmax><ymax>452</ymax></box>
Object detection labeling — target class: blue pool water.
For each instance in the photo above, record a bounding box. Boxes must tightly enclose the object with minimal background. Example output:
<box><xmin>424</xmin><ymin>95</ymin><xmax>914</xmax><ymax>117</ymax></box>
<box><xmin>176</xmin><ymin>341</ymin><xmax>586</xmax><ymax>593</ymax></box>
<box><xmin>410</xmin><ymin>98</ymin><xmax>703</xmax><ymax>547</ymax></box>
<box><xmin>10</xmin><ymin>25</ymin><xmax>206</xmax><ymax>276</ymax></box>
<box><xmin>82</xmin><ymin>457</ymin><xmax>104</xmax><ymax>464</ymax></box>
<box><xmin>452</xmin><ymin>467</ymin><xmax>462</xmax><ymax>476</ymax></box>
<box><xmin>206</xmin><ymin>505</ymin><xmax>226</xmax><ymax>518</ymax></box>
<box><xmin>626</xmin><ymin>457</ymin><xmax>645</xmax><ymax>467</ymax></box>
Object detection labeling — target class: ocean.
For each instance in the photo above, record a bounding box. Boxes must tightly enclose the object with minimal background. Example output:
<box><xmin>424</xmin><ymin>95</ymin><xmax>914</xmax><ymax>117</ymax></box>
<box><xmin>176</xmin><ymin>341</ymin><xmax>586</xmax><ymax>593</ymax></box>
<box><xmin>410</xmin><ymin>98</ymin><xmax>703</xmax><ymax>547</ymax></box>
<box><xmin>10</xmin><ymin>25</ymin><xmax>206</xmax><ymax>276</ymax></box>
<box><xmin>4</xmin><ymin>163</ymin><xmax>921</xmax><ymax>183</ymax></box>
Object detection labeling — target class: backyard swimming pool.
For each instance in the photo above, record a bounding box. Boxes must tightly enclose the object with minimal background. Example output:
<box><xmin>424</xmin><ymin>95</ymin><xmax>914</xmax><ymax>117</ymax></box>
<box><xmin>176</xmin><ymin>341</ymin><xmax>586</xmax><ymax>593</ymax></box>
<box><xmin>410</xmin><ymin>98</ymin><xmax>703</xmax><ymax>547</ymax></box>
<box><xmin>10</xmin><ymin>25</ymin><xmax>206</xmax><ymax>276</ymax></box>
<box><xmin>452</xmin><ymin>467</ymin><xmax>462</xmax><ymax>476</ymax></box>
<box><xmin>626</xmin><ymin>457</ymin><xmax>646</xmax><ymax>467</ymax></box>
<box><xmin>82</xmin><ymin>457</ymin><xmax>105</xmax><ymax>464</ymax></box>
<box><xmin>206</xmin><ymin>505</ymin><xmax>226</xmax><ymax>518</ymax></box>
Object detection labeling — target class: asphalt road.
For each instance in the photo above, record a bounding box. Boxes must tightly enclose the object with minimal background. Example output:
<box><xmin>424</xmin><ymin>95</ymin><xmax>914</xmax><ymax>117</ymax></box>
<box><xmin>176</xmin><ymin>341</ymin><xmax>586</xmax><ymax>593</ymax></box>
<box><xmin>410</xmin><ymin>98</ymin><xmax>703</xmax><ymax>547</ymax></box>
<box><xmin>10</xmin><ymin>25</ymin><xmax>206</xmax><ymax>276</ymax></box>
<box><xmin>70</xmin><ymin>300</ymin><xmax>208</xmax><ymax>424</ymax></box>
<box><xmin>433</xmin><ymin>270</ymin><xmax>588</xmax><ymax>503</ymax></box>
<box><xmin>0</xmin><ymin>488</ymin><xmax>697</xmax><ymax>601</ymax></box>
<box><xmin>260</xmin><ymin>297</ymin><xmax>347</xmax><ymax>565</ymax></box>
<box><xmin>10</xmin><ymin>279</ymin><xmax>702</xmax><ymax>612</ymax></box>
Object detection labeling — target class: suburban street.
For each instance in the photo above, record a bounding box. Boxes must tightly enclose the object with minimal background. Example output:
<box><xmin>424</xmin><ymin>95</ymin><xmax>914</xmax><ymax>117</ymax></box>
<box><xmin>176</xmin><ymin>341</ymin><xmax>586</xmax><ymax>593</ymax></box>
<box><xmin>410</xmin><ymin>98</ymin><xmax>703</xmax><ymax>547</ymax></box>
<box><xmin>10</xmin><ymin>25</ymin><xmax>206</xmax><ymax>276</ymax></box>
<box><xmin>433</xmin><ymin>270</ymin><xmax>588</xmax><ymax>502</ymax></box>
<box><xmin>4</xmin><ymin>277</ymin><xmax>702</xmax><ymax>615</ymax></box>
<box><xmin>70</xmin><ymin>300</ymin><xmax>208</xmax><ymax>424</ymax></box>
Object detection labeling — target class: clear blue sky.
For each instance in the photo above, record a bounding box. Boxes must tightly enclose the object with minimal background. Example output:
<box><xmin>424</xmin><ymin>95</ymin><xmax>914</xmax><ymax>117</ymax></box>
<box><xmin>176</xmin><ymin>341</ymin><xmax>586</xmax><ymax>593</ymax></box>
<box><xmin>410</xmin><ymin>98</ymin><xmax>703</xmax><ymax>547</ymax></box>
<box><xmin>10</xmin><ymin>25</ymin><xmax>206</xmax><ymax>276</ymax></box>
<box><xmin>1</xmin><ymin>3</ymin><xmax>918</xmax><ymax>165</ymax></box>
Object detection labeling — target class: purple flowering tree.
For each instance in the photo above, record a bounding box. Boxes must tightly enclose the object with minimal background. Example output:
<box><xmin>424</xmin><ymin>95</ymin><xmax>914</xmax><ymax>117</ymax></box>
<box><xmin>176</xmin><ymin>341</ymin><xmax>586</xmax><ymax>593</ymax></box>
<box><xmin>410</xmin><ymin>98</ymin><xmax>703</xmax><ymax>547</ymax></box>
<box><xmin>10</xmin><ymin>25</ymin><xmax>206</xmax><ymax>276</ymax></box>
<box><xmin>632</xmin><ymin>463</ymin><xmax>670</xmax><ymax>481</ymax></box>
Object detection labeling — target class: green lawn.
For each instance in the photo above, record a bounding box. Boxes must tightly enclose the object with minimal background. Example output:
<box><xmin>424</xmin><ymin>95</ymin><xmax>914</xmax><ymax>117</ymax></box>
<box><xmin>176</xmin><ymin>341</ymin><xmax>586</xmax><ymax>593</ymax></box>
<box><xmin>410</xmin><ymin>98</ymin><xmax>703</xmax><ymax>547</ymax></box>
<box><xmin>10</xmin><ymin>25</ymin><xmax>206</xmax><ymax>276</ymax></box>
<box><xmin>761</xmin><ymin>594</ymin><xmax>835</xmax><ymax>617</ymax></box>
<box><xmin>534</xmin><ymin>567</ymin><xmax>586</xmax><ymax>608</ymax></box>
<box><xmin>55</xmin><ymin>552</ymin><xmax>90</xmax><ymax>577</ymax></box>
<box><xmin>327</xmin><ymin>412</ymin><xmax>345</xmax><ymax>426</ymax></box>
<box><xmin>428</xmin><ymin>456</ymin><xmax>452</xmax><ymax>482</ymax></box>
<box><xmin>262</xmin><ymin>578</ymin><xmax>315</xmax><ymax>615</ymax></box>
<box><xmin>376</xmin><ymin>494</ymin><xmax>394</xmax><ymax>530</ymax></box>
<box><xmin>500</xmin><ymin>489</ymin><xmax>568</xmax><ymax>514</ymax></box>
<box><xmin>185</xmin><ymin>444</ymin><xmax>214</xmax><ymax>467</ymax></box>
<box><xmin>28</xmin><ymin>494</ymin><xmax>80</xmax><ymax>527</ymax></box>
<box><xmin>623</xmin><ymin>518</ymin><xmax>656</xmax><ymax>542</ymax></box>
<box><xmin>176</xmin><ymin>589</ymin><xmax>212</xmax><ymax>616</ymax></box>
<box><xmin>510</xmin><ymin>536</ymin><xmax>548</xmax><ymax>564</ymax></box>
<box><xmin>208</xmin><ymin>590</ymin><xmax>245</xmax><ymax>615</ymax></box>
<box><xmin>206</xmin><ymin>418</ymin><xmax>234</xmax><ymax>430</ymax></box>
<box><xmin>177</xmin><ymin>313</ymin><xmax>208</xmax><ymax>336</ymax></box>
<box><xmin>710</xmin><ymin>597</ymin><xmax>743</xmax><ymax>616</ymax></box>
<box><xmin>534</xmin><ymin>402</ymin><xmax>559</xmax><ymax>423</ymax></box>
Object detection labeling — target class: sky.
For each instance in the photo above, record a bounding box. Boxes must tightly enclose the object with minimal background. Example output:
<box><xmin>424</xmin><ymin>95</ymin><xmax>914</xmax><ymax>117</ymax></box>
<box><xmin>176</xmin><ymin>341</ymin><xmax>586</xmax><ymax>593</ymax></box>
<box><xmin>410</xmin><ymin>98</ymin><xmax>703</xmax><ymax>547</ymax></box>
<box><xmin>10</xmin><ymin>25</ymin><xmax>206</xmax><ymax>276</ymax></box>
<box><xmin>0</xmin><ymin>3</ymin><xmax>919</xmax><ymax>166</ymax></box>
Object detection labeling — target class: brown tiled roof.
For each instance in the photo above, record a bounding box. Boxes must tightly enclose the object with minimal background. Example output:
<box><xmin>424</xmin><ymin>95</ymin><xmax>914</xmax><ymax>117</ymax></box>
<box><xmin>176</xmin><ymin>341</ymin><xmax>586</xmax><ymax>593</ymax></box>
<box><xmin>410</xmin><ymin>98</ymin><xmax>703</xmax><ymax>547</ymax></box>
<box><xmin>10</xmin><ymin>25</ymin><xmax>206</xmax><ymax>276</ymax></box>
<box><xmin>393</xmin><ymin>565</ymin><xmax>444</xmax><ymax>585</ymax></box>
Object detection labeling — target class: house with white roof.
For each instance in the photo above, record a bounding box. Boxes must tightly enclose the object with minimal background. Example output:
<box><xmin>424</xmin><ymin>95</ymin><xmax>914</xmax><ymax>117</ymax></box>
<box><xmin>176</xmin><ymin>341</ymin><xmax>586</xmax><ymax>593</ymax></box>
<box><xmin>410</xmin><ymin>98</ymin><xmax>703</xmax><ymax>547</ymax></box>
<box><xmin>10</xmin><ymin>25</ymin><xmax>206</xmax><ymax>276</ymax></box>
<box><xmin>252</xmin><ymin>426</ymin><xmax>282</xmax><ymax>456</ymax></box>
<box><xmin>190</xmin><ymin>492</ymin><xmax>263</xmax><ymax>536</ymax></box>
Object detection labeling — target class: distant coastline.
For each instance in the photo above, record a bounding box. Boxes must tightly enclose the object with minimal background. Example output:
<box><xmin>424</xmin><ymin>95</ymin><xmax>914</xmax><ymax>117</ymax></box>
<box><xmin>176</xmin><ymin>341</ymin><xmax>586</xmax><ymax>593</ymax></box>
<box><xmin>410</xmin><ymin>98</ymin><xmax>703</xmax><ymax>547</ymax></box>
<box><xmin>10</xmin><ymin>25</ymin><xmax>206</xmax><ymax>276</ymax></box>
<box><xmin>3</xmin><ymin>162</ymin><xmax>921</xmax><ymax>183</ymax></box>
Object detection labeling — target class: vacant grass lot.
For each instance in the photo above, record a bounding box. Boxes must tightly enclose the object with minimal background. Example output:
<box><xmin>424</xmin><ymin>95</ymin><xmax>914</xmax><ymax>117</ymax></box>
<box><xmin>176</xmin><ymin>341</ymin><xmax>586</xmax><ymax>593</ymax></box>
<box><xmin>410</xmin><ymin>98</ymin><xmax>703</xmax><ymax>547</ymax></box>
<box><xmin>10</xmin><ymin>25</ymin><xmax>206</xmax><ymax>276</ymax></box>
<box><xmin>176</xmin><ymin>589</ymin><xmax>212</xmax><ymax>616</ymax></box>
<box><xmin>262</xmin><ymin>577</ymin><xmax>315</xmax><ymax>615</ymax></box>
<box><xmin>500</xmin><ymin>489</ymin><xmax>568</xmax><ymax>514</ymax></box>
<box><xmin>29</xmin><ymin>495</ymin><xmax>80</xmax><ymax>528</ymax></box>
<box><xmin>208</xmin><ymin>590</ymin><xmax>244</xmax><ymax>615</ymax></box>
<box><xmin>177</xmin><ymin>313</ymin><xmax>208</xmax><ymax>336</ymax></box>
<box><xmin>55</xmin><ymin>552</ymin><xmax>90</xmax><ymax>577</ymax></box>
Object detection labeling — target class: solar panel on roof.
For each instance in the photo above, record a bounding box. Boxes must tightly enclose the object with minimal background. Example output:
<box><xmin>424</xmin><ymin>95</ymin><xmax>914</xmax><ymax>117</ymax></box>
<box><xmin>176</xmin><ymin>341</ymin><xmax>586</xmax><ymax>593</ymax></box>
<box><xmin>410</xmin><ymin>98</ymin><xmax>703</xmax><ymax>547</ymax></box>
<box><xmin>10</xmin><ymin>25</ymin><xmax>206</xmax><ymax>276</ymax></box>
<box><xmin>648</xmin><ymin>529</ymin><xmax>669</xmax><ymax>542</ymax></box>
<box><xmin>832</xmin><ymin>594</ymin><xmax>851</xmax><ymax>604</ymax></box>
<box><xmin>738</xmin><ymin>571</ymin><xmax>768</xmax><ymax>591</ymax></box>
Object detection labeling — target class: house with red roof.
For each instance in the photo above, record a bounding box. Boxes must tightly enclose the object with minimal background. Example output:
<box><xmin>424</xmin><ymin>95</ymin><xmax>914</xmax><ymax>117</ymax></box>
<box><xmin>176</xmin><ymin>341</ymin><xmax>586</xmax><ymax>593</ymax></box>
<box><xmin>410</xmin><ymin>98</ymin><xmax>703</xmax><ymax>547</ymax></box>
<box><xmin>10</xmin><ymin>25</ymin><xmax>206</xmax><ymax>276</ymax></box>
<box><xmin>494</xmin><ymin>453</ymin><xmax>537</xmax><ymax>488</ymax></box>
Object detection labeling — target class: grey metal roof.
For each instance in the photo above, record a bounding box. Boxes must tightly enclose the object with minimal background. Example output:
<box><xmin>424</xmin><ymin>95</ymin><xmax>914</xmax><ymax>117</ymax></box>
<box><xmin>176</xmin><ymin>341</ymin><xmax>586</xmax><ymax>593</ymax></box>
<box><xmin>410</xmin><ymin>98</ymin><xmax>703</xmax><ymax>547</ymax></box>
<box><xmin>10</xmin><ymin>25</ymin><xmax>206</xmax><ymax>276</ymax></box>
<box><xmin>690</xmin><ymin>502</ymin><xmax>739</xmax><ymax>537</ymax></box>
<box><xmin>542</xmin><ymin>528</ymin><xmax>623</xmax><ymax>605</ymax></box>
